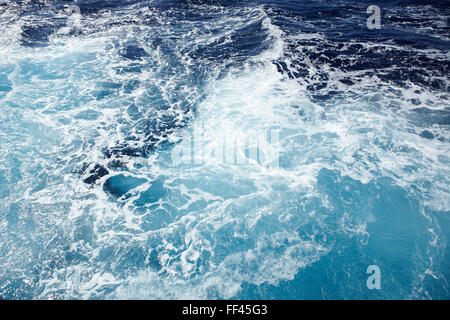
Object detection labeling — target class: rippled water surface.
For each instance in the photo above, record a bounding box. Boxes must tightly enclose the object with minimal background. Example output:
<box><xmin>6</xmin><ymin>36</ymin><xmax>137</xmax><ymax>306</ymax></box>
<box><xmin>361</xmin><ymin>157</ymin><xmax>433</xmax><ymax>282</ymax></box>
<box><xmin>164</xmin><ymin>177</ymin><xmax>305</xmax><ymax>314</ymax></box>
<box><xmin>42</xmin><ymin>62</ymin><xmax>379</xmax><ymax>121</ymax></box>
<box><xmin>0</xmin><ymin>0</ymin><xmax>449</xmax><ymax>299</ymax></box>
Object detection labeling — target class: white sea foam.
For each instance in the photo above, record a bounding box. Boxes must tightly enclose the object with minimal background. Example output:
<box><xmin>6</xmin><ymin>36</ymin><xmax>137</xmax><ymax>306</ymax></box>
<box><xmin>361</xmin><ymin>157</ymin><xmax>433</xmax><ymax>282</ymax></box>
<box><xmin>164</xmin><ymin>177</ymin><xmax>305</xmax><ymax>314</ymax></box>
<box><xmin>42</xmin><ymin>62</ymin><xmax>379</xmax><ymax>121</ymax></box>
<box><xmin>0</xmin><ymin>2</ymin><xmax>448</xmax><ymax>299</ymax></box>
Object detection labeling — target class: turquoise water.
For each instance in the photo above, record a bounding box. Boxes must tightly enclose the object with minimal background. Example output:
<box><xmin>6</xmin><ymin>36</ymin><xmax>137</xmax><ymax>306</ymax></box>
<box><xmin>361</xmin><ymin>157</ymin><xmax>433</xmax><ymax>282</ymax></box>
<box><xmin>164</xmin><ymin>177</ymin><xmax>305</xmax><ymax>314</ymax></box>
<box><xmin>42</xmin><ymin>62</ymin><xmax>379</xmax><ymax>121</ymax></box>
<box><xmin>0</xmin><ymin>0</ymin><xmax>449</xmax><ymax>299</ymax></box>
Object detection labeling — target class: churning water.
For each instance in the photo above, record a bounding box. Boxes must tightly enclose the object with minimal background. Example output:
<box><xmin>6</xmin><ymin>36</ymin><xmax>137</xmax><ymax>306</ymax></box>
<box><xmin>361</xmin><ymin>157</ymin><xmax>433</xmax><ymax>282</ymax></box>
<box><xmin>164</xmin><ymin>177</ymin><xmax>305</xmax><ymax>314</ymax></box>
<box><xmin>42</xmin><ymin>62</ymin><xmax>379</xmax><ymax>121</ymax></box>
<box><xmin>0</xmin><ymin>0</ymin><xmax>449</xmax><ymax>299</ymax></box>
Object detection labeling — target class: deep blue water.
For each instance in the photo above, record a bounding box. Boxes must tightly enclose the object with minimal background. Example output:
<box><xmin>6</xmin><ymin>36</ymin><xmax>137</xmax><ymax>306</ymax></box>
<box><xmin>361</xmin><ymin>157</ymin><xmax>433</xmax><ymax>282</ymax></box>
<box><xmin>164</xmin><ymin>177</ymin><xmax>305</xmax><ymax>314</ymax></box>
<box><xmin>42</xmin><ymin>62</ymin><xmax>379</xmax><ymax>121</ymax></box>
<box><xmin>0</xmin><ymin>0</ymin><xmax>449</xmax><ymax>299</ymax></box>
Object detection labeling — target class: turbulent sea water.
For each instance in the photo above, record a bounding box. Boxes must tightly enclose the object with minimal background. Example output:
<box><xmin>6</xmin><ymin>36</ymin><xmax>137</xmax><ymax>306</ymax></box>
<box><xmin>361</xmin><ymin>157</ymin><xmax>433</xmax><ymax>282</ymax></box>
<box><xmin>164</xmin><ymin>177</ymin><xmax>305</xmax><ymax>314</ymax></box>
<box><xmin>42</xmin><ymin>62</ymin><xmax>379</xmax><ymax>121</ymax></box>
<box><xmin>0</xmin><ymin>0</ymin><xmax>449</xmax><ymax>299</ymax></box>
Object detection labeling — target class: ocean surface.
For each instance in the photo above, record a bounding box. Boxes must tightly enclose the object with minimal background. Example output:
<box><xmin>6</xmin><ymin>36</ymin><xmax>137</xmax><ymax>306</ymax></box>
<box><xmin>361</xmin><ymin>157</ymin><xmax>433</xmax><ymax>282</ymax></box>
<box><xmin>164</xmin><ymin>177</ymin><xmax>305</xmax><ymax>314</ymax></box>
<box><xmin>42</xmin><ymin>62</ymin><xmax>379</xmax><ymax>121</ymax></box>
<box><xmin>0</xmin><ymin>0</ymin><xmax>449</xmax><ymax>299</ymax></box>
